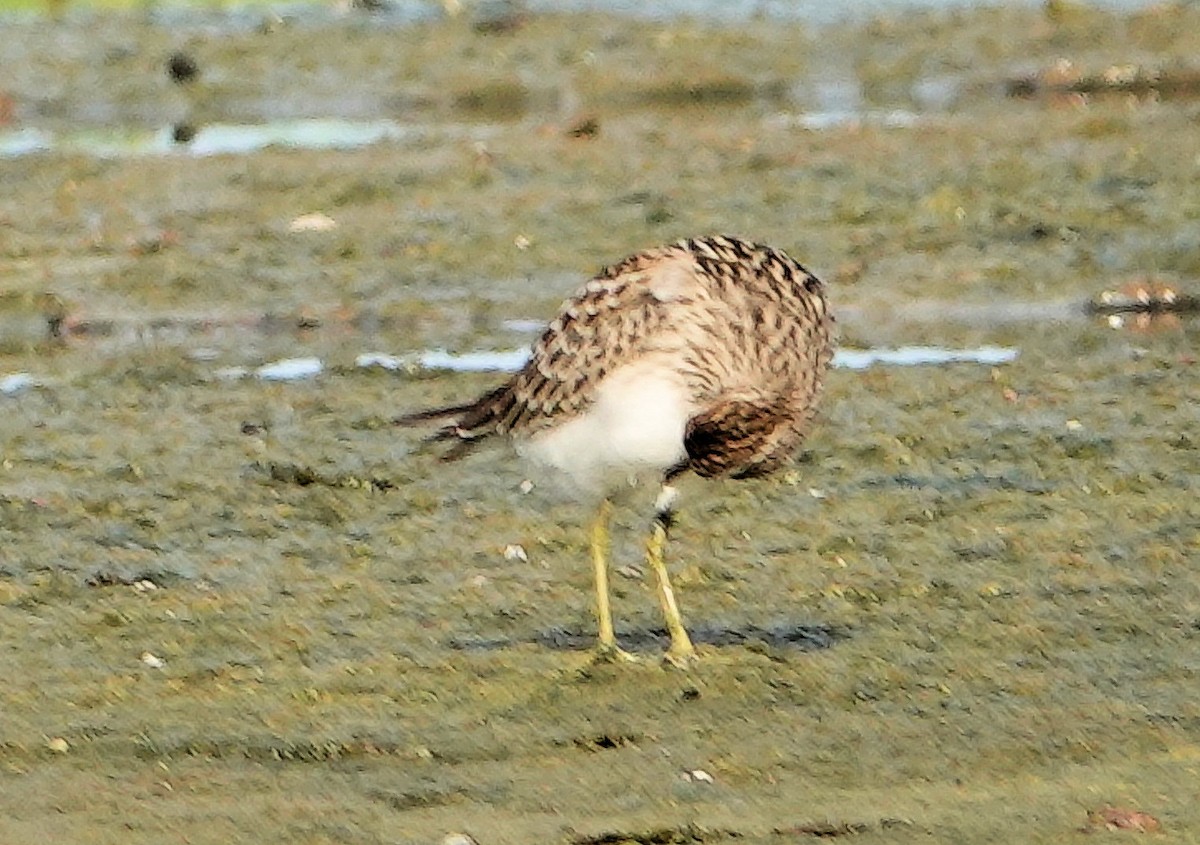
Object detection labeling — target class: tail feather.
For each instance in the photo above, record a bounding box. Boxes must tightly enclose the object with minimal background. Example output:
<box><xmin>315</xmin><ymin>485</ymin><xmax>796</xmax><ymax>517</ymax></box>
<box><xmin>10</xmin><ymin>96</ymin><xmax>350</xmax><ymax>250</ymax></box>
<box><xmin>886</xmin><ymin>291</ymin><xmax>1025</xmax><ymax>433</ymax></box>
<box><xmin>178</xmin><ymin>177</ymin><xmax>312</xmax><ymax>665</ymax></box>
<box><xmin>394</xmin><ymin>384</ymin><xmax>516</xmax><ymax>461</ymax></box>
<box><xmin>393</xmin><ymin>400</ymin><xmax>482</xmax><ymax>427</ymax></box>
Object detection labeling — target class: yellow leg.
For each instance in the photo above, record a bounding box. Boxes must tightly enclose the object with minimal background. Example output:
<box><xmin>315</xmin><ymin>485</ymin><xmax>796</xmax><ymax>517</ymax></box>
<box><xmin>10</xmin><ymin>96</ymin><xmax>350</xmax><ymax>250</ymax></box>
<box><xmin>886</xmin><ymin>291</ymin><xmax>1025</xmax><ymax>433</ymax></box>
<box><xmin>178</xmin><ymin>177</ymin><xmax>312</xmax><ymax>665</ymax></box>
<box><xmin>645</xmin><ymin>487</ymin><xmax>696</xmax><ymax>667</ymax></box>
<box><xmin>590</xmin><ymin>498</ymin><xmax>635</xmax><ymax>663</ymax></box>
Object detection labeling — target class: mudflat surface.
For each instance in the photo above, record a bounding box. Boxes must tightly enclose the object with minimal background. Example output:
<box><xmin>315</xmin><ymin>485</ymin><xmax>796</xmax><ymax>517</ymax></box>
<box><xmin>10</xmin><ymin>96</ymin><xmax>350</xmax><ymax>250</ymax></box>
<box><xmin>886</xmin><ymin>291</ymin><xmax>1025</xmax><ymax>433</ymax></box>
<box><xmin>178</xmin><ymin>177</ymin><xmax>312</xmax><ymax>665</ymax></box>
<box><xmin>1</xmin><ymin>4</ymin><xmax>1199</xmax><ymax>843</ymax></box>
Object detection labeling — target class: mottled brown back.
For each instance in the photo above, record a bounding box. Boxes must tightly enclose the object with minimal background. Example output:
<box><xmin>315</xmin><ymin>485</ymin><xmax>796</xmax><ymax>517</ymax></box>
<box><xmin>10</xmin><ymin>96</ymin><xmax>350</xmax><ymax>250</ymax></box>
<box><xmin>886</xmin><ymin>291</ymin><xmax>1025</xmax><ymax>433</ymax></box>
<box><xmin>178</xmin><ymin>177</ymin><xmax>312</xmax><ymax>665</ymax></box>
<box><xmin>399</xmin><ymin>234</ymin><xmax>835</xmax><ymax>479</ymax></box>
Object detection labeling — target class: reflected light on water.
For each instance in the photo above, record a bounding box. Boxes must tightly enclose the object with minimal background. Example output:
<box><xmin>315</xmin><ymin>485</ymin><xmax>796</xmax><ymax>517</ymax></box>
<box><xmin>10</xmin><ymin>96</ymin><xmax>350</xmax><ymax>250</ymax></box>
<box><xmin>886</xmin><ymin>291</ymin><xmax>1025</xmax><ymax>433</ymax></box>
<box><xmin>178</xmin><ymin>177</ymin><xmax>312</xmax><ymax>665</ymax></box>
<box><xmin>355</xmin><ymin>345</ymin><xmax>1019</xmax><ymax>374</ymax></box>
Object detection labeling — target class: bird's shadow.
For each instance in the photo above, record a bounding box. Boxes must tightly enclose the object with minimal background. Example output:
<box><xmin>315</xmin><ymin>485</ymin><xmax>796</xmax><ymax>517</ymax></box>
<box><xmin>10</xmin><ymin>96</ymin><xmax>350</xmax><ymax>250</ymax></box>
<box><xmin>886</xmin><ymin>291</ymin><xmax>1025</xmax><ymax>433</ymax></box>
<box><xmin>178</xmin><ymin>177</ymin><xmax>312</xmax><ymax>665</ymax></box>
<box><xmin>450</xmin><ymin>621</ymin><xmax>847</xmax><ymax>655</ymax></box>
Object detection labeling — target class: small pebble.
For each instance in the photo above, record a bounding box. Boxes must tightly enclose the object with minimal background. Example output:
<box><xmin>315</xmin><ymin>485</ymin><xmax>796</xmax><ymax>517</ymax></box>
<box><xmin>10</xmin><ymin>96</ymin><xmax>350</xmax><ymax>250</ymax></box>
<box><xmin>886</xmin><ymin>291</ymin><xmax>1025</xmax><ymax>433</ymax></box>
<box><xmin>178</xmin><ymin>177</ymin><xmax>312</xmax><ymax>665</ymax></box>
<box><xmin>685</xmin><ymin>769</ymin><xmax>714</xmax><ymax>783</ymax></box>
<box><xmin>47</xmin><ymin>737</ymin><xmax>70</xmax><ymax>754</ymax></box>
<box><xmin>288</xmin><ymin>212</ymin><xmax>337</xmax><ymax>233</ymax></box>
<box><xmin>141</xmin><ymin>651</ymin><xmax>166</xmax><ymax>669</ymax></box>
<box><xmin>440</xmin><ymin>834</ymin><xmax>478</xmax><ymax>845</ymax></box>
<box><xmin>166</xmin><ymin>51</ymin><xmax>199</xmax><ymax>84</ymax></box>
<box><xmin>503</xmin><ymin>544</ymin><xmax>528</xmax><ymax>562</ymax></box>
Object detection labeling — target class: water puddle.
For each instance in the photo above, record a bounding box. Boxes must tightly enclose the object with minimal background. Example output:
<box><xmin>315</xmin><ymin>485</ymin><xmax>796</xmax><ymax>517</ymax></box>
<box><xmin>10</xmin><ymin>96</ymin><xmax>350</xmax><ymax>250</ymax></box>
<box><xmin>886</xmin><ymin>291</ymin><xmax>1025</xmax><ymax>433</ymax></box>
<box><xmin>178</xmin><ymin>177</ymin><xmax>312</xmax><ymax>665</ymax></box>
<box><xmin>0</xmin><ymin>119</ymin><xmax>495</xmax><ymax>159</ymax></box>
<box><xmin>206</xmin><ymin>361</ymin><xmax>325</xmax><ymax>382</ymax></box>
<box><xmin>834</xmin><ymin>345</ymin><xmax>1018</xmax><ymax>369</ymax></box>
<box><xmin>767</xmin><ymin>109</ymin><xmax>922</xmax><ymax>132</ymax></box>
<box><xmin>0</xmin><ymin>373</ymin><xmax>36</xmax><ymax>395</ymax></box>
<box><xmin>0</xmin><ymin>345</ymin><xmax>1016</xmax><ymax>397</ymax></box>
<box><xmin>351</xmin><ymin>344</ymin><xmax>1018</xmax><ymax>375</ymax></box>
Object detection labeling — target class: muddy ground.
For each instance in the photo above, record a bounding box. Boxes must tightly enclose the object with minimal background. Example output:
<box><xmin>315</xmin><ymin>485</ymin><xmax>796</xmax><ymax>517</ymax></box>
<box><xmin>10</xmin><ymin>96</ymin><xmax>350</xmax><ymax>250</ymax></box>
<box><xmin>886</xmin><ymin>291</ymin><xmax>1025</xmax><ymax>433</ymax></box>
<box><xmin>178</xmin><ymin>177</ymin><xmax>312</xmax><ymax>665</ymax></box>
<box><xmin>1</xmin><ymin>3</ymin><xmax>1199</xmax><ymax>843</ymax></box>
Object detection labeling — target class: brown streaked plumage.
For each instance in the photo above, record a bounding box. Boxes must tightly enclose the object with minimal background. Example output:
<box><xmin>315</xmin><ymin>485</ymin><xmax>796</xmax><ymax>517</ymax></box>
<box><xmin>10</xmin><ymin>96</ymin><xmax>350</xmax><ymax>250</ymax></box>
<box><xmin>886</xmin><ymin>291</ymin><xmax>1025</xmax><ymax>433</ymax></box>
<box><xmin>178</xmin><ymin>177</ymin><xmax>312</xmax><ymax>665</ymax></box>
<box><xmin>397</xmin><ymin>234</ymin><xmax>835</xmax><ymax>665</ymax></box>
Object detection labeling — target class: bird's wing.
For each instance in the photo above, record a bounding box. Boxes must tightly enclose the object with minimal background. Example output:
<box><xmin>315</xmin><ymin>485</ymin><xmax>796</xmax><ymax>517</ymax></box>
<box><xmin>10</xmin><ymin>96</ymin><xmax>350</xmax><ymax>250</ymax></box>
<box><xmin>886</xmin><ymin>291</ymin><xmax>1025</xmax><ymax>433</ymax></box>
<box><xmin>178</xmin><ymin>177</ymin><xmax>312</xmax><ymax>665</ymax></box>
<box><xmin>453</xmin><ymin>249</ymin><xmax>706</xmax><ymax>438</ymax></box>
<box><xmin>680</xmin><ymin>397</ymin><xmax>819</xmax><ymax>480</ymax></box>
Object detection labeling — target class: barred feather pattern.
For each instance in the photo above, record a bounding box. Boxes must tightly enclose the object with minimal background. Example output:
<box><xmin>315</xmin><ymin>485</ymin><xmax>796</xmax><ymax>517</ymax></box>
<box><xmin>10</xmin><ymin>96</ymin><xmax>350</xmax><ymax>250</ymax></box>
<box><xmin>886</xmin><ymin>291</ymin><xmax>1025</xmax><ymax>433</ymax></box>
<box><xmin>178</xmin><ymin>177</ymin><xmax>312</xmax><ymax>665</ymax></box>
<box><xmin>399</xmin><ymin>234</ymin><xmax>835</xmax><ymax>482</ymax></box>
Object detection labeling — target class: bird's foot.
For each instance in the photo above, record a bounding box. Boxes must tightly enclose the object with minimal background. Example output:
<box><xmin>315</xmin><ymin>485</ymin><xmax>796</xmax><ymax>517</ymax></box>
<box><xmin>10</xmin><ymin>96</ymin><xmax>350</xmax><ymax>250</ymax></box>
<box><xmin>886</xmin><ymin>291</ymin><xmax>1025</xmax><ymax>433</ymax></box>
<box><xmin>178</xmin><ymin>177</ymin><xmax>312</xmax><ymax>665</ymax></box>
<box><xmin>590</xmin><ymin>641</ymin><xmax>640</xmax><ymax>665</ymax></box>
<box><xmin>662</xmin><ymin>642</ymin><xmax>699</xmax><ymax>669</ymax></box>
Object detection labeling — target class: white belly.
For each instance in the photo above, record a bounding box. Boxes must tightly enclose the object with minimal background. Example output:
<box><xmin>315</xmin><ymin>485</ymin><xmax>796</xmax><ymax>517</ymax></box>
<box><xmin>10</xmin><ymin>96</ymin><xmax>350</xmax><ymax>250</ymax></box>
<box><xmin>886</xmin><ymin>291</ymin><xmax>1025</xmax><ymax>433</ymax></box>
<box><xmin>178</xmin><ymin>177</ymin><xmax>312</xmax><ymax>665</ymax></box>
<box><xmin>517</xmin><ymin>359</ymin><xmax>694</xmax><ymax>493</ymax></box>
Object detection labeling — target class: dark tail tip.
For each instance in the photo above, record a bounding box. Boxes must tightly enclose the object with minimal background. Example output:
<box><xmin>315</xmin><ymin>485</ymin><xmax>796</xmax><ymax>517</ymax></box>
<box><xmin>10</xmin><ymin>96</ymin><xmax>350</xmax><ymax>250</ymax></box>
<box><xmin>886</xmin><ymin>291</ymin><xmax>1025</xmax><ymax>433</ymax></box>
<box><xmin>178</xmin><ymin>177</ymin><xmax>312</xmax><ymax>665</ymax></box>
<box><xmin>393</xmin><ymin>402</ymin><xmax>474</xmax><ymax>427</ymax></box>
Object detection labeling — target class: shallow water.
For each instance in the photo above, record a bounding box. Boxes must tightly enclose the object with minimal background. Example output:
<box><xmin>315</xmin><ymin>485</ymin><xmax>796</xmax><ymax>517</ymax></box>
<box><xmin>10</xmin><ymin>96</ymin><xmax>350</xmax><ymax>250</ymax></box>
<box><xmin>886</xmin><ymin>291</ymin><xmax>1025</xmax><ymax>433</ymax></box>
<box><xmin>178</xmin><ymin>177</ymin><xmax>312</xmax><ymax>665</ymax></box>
<box><xmin>0</xmin><ymin>119</ymin><xmax>499</xmax><ymax>159</ymax></box>
<box><xmin>384</xmin><ymin>344</ymin><xmax>1021</xmax><ymax>374</ymax></box>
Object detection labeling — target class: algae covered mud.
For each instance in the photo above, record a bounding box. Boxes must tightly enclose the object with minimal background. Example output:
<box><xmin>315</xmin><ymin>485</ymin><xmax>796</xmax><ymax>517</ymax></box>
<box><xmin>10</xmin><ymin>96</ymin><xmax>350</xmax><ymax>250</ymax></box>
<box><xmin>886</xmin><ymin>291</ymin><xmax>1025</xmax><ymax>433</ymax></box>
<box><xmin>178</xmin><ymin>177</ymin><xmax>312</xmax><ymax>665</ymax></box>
<box><xmin>2</xmin><ymin>2</ymin><xmax>1199</xmax><ymax>843</ymax></box>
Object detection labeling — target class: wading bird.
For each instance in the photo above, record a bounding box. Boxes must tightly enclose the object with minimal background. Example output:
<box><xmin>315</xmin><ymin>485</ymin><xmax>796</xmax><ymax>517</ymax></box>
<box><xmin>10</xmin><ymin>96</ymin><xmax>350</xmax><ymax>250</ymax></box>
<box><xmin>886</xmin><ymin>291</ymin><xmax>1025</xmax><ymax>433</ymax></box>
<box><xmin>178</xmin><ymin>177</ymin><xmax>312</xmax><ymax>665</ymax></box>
<box><xmin>397</xmin><ymin>235</ymin><xmax>834</xmax><ymax>665</ymax></box>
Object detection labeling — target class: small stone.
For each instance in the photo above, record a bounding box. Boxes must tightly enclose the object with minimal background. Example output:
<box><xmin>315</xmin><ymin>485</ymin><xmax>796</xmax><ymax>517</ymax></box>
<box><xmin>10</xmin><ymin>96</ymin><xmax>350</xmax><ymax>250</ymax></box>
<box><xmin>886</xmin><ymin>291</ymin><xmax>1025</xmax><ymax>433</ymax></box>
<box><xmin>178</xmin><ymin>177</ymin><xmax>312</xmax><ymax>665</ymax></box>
<box><xmin>1065</xmin><ymin>419</ymin><xmax>1083</xmax><ymax>431</ymax></box>
<box><xmin>288</xmin><ymin>212</ymin><xmax>337</xmax><ymax>233</ymax></box>
<box><xmin>47</xmin><ymin>737</ymin><xmax>70</xmax><ymax>754</ymax></box>
<box><xmin>685</xmin><ymin>769</ymin><xmax>714</xmax><ymax>783</ymax></box>
<box><xmin>503</xmin><ymin>544</ymin><xmax>528</xmax><ymax>562</ymax></box>
<box><xmin>141</xmin><ymin>651</ymin><xmax>166</xmax><ymax>669</ymax></box>
<box><xmin>440</xmin><ymin>834</ymin><xmax>479</xmax><ymax>845</ymax></box>
<box><xmin>166</xmin><ymin>51</ymin><xmax>199</xmax><ymax>84</ymax></box>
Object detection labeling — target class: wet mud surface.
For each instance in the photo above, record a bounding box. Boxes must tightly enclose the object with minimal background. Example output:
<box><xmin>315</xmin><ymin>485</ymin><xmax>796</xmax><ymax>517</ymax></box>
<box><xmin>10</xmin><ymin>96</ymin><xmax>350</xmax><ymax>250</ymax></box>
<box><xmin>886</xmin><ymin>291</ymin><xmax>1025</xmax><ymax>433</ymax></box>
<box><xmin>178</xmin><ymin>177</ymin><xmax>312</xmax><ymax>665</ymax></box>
<box><xmin>2</xmin><ymin>4</ymin><xmax>1200</xmax><ymax>843</ymax></box>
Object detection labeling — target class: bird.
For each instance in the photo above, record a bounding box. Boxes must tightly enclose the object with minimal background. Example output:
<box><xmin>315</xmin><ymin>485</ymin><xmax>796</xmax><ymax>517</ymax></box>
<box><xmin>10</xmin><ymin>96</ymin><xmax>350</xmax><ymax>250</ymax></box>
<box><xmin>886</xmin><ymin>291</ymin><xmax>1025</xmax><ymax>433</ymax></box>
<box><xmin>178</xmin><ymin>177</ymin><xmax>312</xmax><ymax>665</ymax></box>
<box><xmin>397</xmin><ymin>234</ymin><xmax>835</xmax><ymax>665</ymax></box>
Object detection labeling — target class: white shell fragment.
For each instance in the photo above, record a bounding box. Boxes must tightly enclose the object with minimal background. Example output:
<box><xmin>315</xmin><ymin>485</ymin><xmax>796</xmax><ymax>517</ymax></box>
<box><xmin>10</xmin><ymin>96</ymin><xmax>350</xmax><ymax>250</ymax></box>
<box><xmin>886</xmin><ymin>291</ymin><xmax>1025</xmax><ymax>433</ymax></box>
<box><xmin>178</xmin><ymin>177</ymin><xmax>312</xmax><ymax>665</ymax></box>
<box><xmin>288</xmin><ymin>212</ymin><xmax>337</xmax><ymax>233</ymax></box>
<box><xmin>255</xmin><ymin>357</ymin><xmax>323</xmax><ymax>381</ymax></box>
<box><xmin>440</xmin><ymin>834</ymin><xmax>479</xmax><ymax>845</ymax></box>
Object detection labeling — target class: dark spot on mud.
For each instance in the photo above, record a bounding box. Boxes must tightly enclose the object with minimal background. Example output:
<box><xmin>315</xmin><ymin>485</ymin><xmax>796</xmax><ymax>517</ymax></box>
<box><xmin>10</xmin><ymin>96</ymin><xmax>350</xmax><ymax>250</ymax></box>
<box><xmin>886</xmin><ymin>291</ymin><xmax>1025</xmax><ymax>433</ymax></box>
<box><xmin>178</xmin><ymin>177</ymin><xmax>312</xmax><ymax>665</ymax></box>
<box><xmin>172</xmin><ymin>122</ymin><xmax>197</xmax><ymax>144</ymax></box>
<box><xmin>85</xmin><ymin>570</ymin><xmax>170</xmax><ymax>589</ymax></box>
<box><xmin>166</xmin><ymin>51</ymin><xmax>199</xmax><ymax>84</ymax></box>
<box><xmin>255</xmin><ymin>461</ymin><xmax>396</xmax><ymax>492</ymax></box>
<box><xmin>774</xmin><ymin>817</ymin><xmax>916</xmax><ymax>837</ymax></box>
<box><xmin>471</xmin><ymin>3</ymin><xmax>529</xmax><ymax>35</ymax></box>
<box><xmin>1005</xmin><ymin>66</ymin><xmax>1200</xmax><ymax>101</ymax></box>
<box><xmin>450</xmin><ymin>622</ymin><xmax>845</xmax><ymax>654</ymax></box>
<box><xmin>571</xmin><ymin>824</ymin><xmax>736</xmax><ymax>845</ymax></box>
<box><xmin>570</xmin><ymin>733</ymin><xmax>641</xmax><ymax>752</ymax></box>
<box><xmin>641</xmin><ymin>78</ymin><xmax>774</xmax><ymax>108</ymax></box>
<box><xmin>566</xmin><ymin>116</ymin><xmax>600</xmax><ymax>139</ymax></box>
<box><xmin>452</xmin><ymin>81</ymin><xmax>529</xmax><ymax>120</ymax></box>
<box><xmin>368</xmin><ymin>786</ymin><xmax>467</xmax><ymax>811</ymax></box>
